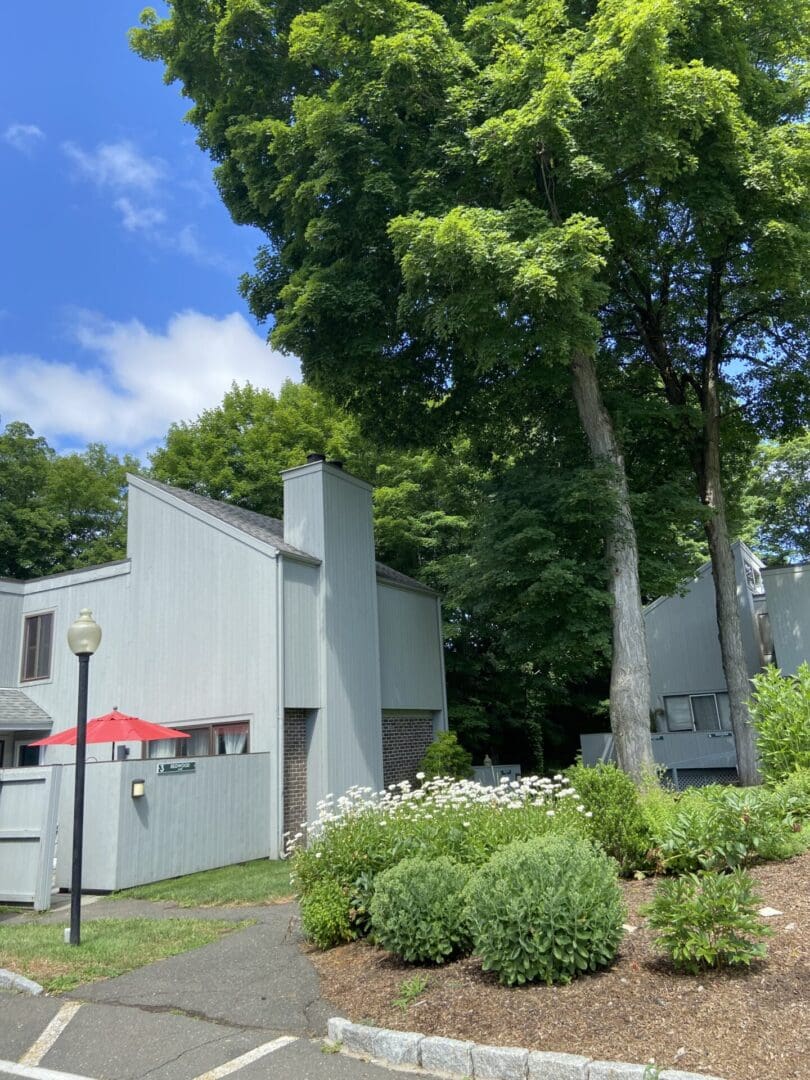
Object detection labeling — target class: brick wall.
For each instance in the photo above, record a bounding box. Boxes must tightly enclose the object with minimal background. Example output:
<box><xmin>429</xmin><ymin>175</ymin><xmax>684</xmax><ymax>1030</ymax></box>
<box><xmin>382</xmin><ymin>715</ymin><xmax>435</xmax><ymax>788</ymax></box>
<box><xmin>284</xmin><ymin>709</ymin><xmax>308</xmax><ymax>843</ymax></box>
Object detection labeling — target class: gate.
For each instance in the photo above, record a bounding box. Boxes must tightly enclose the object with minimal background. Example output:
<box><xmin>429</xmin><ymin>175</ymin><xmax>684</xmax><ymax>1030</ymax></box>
<box><xmin>0</xmin><ymin>766</ymin><xmax>62</xmax><ymax>911</ymax></box>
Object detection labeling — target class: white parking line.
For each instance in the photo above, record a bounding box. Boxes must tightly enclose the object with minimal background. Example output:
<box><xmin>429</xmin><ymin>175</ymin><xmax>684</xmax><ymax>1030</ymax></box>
<box><xmin>19</xmin><ymin>1003</ymin><xmax>83</xmax><ymax>1067</ymax></box>
<box><xmin>0</xmin><ymin>1059</ymin><xmax>95</xmax><ymax>1080</ymax></box>
<box><xmin>191</xmin><ymin>1035</ymin><xmax>298</xmax><ymax>1080</ymax></box>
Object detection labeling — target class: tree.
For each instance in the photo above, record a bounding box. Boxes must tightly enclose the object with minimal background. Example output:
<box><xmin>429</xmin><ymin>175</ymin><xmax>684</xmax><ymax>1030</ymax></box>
<box><xmin>741</xmin><ymin>434</ymin><xmax>810</xmax><ymax>565</ymax></box>
<box><xmin>0</xmin><ymin>422</ymin><xmax>58</xmax><ymax>578</ymax></box>
<box><xmin>0</xmin><ymin>421</ymin><xmax>135</xmax><ymax>578</ymax></box>
<box><xmin>132</xmin><ymin>0</ymin><xmax>664</xmax><ymax>781</ymax></box>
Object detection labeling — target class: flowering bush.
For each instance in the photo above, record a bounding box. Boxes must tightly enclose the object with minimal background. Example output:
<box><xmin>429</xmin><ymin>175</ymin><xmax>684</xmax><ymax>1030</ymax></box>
<box><xmin>289</xmin><ymin>773</ymin><xmax>592</xmax><ymax>906</ymax></box>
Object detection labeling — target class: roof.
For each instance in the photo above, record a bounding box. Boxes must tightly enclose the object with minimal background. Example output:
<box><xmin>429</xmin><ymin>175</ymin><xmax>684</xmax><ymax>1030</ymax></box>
<box><xmin>136</xmin><ymin>476</ymin><xmax>317</xmax><ymax>561</ymax></box>
<box><xmin>0</xmin><ymin>689</ymin><xmax>52</xmax><ymax>731</ymax></box>
<box><xmin>136</xmin><ymin>476</ymin><xmax>436</xmax><ymax>596</ymax></box>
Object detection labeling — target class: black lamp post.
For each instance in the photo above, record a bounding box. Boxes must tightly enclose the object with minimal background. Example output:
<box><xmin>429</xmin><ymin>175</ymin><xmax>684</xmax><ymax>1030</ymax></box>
<box><xmin>67</xmin><ymin>608</ymin><xmax>101</xmax><ymax>946</ymax></box>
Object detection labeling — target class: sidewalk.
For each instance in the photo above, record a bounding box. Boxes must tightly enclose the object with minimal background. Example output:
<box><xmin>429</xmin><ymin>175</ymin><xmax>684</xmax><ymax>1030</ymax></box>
<box><xmin>0</xmin><ymin>898</ymin><xmax>398</xmax><ymax>1080</ymax></box>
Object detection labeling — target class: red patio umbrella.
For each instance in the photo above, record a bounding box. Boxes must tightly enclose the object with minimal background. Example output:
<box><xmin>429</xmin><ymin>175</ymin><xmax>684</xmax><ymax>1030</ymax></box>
<box><xmin>30</xmin><ymin>709</ymin><xmax>190</xmax><ymax>759</ymax></box>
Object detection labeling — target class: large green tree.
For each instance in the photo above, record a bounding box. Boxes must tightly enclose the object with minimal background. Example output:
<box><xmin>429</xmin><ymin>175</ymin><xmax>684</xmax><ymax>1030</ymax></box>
<box><xmin>0</xmin><ymin>422</ymin><xmax>136</xmax><ymax>579</ymax></box>
<box><xmin>741</xmin><ymin>434</ymin><xmax>810</xmax><ymax>565</ymax></box>
<box><xmin>133</xmin><ymin>0</ymin><xmax>809</xmax><ymax>782</ymax></box>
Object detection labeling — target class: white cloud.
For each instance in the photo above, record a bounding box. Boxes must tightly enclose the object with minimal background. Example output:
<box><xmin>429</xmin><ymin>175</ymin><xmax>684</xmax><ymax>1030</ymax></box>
<box><xmin>115</xmin><ymin>197</ymin><xmax>166</xmax><ymax>232</ymax></box>
<box><xmin>4</xmin><ymin>123</ymin><xmax>45</xmax><ymax>153</ymax></box>
<box><xmin>0</xmin><ymin>311</ymin><xmax>301</xmax><ymax>457</ymax></box>
<box><xmin>63</xmin><ymin>140</ymin><xmax>165</xmax><ymax>192</ymax></box>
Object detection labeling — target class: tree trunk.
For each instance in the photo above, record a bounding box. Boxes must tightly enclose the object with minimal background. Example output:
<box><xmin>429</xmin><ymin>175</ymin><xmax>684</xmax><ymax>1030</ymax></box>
<box><xmin>570</xmin><ymin>350</ymin><xmax>653</xmax><ymax>782</ymax></box>
<box><xmin>700</xmin><ymin>363</ymin><xmax>761</xmax><ymax>786</ymax></box>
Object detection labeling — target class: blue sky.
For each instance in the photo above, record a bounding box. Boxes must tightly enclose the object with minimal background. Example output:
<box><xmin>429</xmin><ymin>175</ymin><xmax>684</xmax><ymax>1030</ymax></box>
<box><xmin>0</xmin><ymin>3</ymin><xmax>300</xmax><ymax>459</ymax></box>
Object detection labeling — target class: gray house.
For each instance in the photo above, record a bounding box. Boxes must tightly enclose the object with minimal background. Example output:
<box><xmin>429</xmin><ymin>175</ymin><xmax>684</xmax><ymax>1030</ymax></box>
<box><xmin>0</xmin><ymin>457</ymin><xmax>447</xmax><ymax>855</ymax></box>
<box><xmin>582</xmin><ymin>542</ymin><xmax>809</xmax><ymax>786</ymax></box>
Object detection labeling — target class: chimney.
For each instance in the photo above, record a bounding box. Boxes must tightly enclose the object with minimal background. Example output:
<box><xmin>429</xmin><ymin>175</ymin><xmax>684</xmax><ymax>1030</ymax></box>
<box><xmin>280</xmin><ymin>455</ymin><xmax>383</xmax><ymax>797</ymax></box>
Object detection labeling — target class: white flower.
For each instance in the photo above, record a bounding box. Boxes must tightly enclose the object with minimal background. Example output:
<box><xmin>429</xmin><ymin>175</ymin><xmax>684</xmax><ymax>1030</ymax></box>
<box><xmin>585</xmin><ymin>811</ymin><xmax>593</xmax><ymax>818</ymax></box>
<box><xmin>416</xmin><ymin>771</ymin><xmax>425</xmax><ymax>780</ymax></box>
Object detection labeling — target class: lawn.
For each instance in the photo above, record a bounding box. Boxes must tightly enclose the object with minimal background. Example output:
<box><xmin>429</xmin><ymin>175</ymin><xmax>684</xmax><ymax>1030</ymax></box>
<box><xmin>0</xmin><ymin>917</ymin><xmax>249</xmax><ymax>992</ymax></box>
<box><xmin>113</xmin><ymin>858</ymin><xmax>294</xmax><ymax>907</ymax></box>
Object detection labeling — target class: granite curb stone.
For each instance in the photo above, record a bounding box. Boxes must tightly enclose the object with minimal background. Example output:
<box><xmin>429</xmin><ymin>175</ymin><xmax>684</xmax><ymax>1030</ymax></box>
<box><xmin>371</xmin><ymin>1028</ymin><xmax>423</xmax><ymax>1066</ymax></box>
<box><xmin>420</xmin><ymin>1035</ymin><xmax>475</xmax><ymax>1076</ymax></box>
<box><xmin>328</xmin><ymin>1019</ymin><xmax>726</xmax><ymax>1080</ymax></box>
<box><xmin>472</xmin><ymin>1044</ymin><xmax>530</xmax><ymax>1080</ymax></box>
<box><xmin>0</xmin><ymin>968</ymin><xmax>44</xmax><ymax>996</ymax></box>
<box><xmin>587</xmin><ymin>1063</ymin><xmax>651</xmax><ymax>1080</ymax></box>
<box><xmin>659</xmin><ymin>1072</ymin><xmax>727</xmax><ymax>1080</ymax></box>
<box><xmin>528</xmin><ymin>1049</ymin><xmax>590</xmax><ymax>1079</ymax></box>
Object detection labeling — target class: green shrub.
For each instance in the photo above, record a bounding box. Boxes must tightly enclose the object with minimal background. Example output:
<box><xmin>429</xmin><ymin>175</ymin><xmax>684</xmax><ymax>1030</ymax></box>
<box><xmin>651</xmin><ymin>785</ymin><xmax>801</xmax><ymax>873</ymax></box>
<box><xmin>750</xmin><ymin>662</ymin><xmax>810</xmax><ymax>783</ymax></box>
<box><xmin>773</xmin><ymin>767</ymin><xmax>810</xmax><ymax>829</ymax></box>
<box><xmin>566</xmin><ymin>762</ymin><xmax>652</xmax><ymax>875</ymax></box>
<box><xmin>643</xmin><ymin>869</ymin><xmax>773</xmax><ymax>974</ymax></box>
<box><xmin>418</xmin><ymin>731</ymin><xmax>473</xmax><ymax>780</ymax></box>
<box><xmin>291</xmin><ymin>775</ymin><xmax>589</xmax><ymax>905</ymax></box>
<box><xmin>299</xmin><ymin>879</ymin><xmax>354</xmax><ymax>950</ymax></box>
<box><xmin>370</xmin><ymin>856</ymin><xmax>472</xmax><ymax>964</ymax></box>
<box><xmin>464</xmin><ymin>834</ymin><xmax>625</xmax><ymax>986</ymax></box>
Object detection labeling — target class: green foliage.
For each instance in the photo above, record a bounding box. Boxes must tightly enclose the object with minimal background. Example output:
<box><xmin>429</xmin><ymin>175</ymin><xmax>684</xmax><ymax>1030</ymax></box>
<box><xmin>291</xmin><ymin>776</ymin><xmax>589</xmax><ymax>906</ymax></box>
<box><xmin>464</xmin><ymin>834</ymin><xmax>625</xmax><ymax>986</ymax></box>
<box><xmin>0</xmin><ymin>422</ymin><xmax>135</xmax><ymax>578</ymax></box>
<box><xmin>347</xmin><ymin>870</ymin><xmax>375</xmax><ymax>939</ymax></box>
<box><xmin>643</xmin><ymin>870</ymin><xmax>773</xmax><ymax>975</ymax></box>
<box><xmin>750</xmin><ymin>664</ymin><xmax>810</xmax><ymax>784</ymax></box>
<box><xmin>418</xmin><ymin>731</ymin><xmax>472</xmax><ymax>780</ymax></box>
<box><xmin>299</xmin><ymin>879</ymin><xmax>354</xmax><ymax>950</ymax></box>
<box><xmin>370</xmin><ymin>856</ymin><xmax>471</xmax><ymax>964</ymax></box>
<box><xmin>566</xmin><ymin>762</ymin><xmax>652</xmax><ymax>875</ymax></box>
<box><xmin>773</xmin><ymin>768</ymin><xmax>810</xmax><ymax>828</ymax></box>
<box><xmin>393</xmin><ymin>973</ymin><xmax>429</xmax><ymax>1011</ymax></box>
<box><xmin>650</xmin><ymin>786</ymin><xmax>801</xmax><ymax>874</ymax></box>
<box><xmin>740</xmin><ymin>435</ymin><xmax>810</xmax><ymax>564</ymax></box>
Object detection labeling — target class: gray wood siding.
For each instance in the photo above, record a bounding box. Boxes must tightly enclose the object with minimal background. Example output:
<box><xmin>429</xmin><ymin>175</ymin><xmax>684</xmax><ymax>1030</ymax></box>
<box><xmin>645</xmin><ymin>544</ymin><xmax>764</xmax><ymax>712</ymax></box>
<box><xmin>125</xmin><ymin>483</ymin><xmax>279</xmax><ymax>754</ymax></box>
<box><xmin>16</xmin><ymin>563</ymin><xmax>132</xmax><ymax>746</ymax></box>
<box><xmin>282</xmin><ymin>462</ymin><xmax>383</xmax><ymax>800</ymax></box>
<box><xmin>378</xmin><ymin>585</ymin><xmax>444</xmax><ymax>711</ymax></box>
<box><xmin>0</xmin><ymin>583</ymin><xmax>24</xmax><ymax>686</ymax></box>
<box><xmin>763</xmin><ymin>564</ymin><xmax>810</xmax><ymax>675</ymax></box>
<box><xmin>55</xmin><ymin>754</ymin><xmax>274</xmax><ymax>889</ymax></box>
<box><xmin>283</xmin><ymin>560</ymin><xmax>320</xmax><ymax>707</ymax></box>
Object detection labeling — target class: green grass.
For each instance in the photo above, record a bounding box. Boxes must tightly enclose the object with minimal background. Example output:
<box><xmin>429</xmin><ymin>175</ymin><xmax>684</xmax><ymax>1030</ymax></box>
<box><xmin>0</xmin><ymin>917</ymin><xmax>250</xmax><ymax>992</ymax></box>
<box><xmin>112</xmin><ymin>859</ymin><xmax>294</xmax><ymax>907</ymax></box>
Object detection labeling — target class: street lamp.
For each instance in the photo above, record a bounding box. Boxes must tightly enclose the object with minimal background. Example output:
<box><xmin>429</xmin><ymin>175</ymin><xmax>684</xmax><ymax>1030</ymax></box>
<box><xmin>67</xmin><ymin>609</ymin><xmax>102</xmax><ymax>946</ymax></box>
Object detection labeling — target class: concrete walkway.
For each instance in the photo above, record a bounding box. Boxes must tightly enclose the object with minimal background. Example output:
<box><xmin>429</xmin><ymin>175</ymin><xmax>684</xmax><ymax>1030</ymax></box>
<box><xmin>0</xmin><ymin>898</ymin><xmax>396</xmax><ymax>1080</ymax></box>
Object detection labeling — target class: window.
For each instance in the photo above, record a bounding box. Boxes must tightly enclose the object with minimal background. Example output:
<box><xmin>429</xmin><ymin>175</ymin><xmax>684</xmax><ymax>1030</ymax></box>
<box><xmin>147</xmin><ymin>722</ymin><xmax>249</xmax><ymax>759</ymax></box>
<box><xmin>21</xmin><ymin>612</ymin><xmax>54</xmax><ymax>682</ymax></box>
<box><xmin>663</xmin><ymin>693</ymin><xmax>731</xmax><ymax>733</ymax></box>
<box><xmin>744</xmin><ymin>562</ymin><xmax>764</xmax><ymax>593</ymax></box>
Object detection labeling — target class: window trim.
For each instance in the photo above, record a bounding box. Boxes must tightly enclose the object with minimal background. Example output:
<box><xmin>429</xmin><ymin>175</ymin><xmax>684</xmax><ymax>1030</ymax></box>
<box><xmin>663</xmin><ymin>692</ymin><xmax>730</xmax><ymax>734</ymax></box>
<box><xmin>144</xmin><ymin>720</ymin><xmax>250</xmax><ymax>760</ymax></box>
<box><xmin>20</xmin><ymin>610</ymin><xmax>56</xmax><ymax>683</ymax></box>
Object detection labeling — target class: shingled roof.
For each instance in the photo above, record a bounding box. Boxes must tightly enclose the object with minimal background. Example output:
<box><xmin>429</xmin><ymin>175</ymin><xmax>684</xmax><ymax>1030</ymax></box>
<box><xmin>0</xmin><ymin>689</ymin><xmax>52</xmax><ymax>731</ymax></box>
<box><xmin>137</xmin><ymin>476</ymin><xmax>436</xmax><ymax>595</ymax></box>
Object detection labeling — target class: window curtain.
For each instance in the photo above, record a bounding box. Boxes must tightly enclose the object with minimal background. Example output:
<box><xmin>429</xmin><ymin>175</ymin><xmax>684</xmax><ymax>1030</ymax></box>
<box><xmin>148</xmin><ymin>739</ymin><xmax>177</xmax><ymax>759</ymax></box>
<box><xmin>217</xmin><ymin>724</ymin><xmax>248</xmax><ymax>755</ymax></box>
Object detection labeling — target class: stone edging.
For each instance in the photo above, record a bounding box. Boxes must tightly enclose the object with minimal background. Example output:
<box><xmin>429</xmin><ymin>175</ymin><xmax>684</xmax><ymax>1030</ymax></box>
<box><xmin>327</xmin><ymin>1018</ymin><xmax>725</xmax><ymax>1080</ymax></box>
<box><xmin>0</xmin><ymin>968</ymin><xmax>44</xmax><ymax>996</ymax></box>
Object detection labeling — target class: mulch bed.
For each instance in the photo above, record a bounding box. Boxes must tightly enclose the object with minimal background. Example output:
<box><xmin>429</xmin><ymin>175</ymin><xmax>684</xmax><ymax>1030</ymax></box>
<box><xmin>311</xmin><ymin>850</ymin><xmax>810</xmax><ymax>1080</ymax></box>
